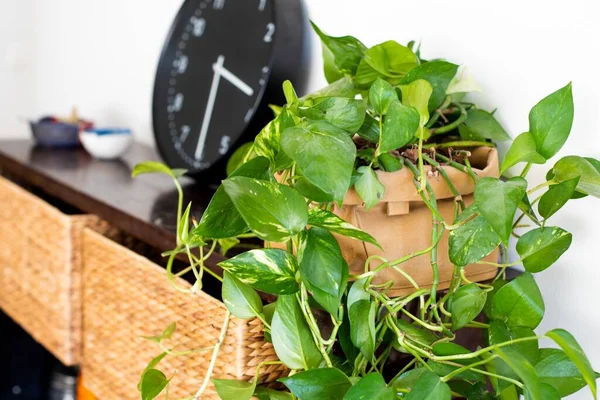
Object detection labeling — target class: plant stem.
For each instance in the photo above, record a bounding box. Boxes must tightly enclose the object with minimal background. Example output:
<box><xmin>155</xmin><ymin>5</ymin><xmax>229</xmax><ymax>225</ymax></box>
<box><xmin>391</xmin><ymin>289</ymin><xmax>429</xmax><ymax>313</ymax></box>
<box><xmin>404</xmin><ymin>159</ymin><xmax>443</xmax><ymax>322</ymax></box>
<box><xmin>431</xmin><ymin>103</ymin><xmax>467</xmax><ymax>135</ymax></box>
<box><xmin>174</xmin><ymin>179</ymin><xmax>184</xmax><ymax>246</ymax></box>
<box><xmin>426</xmin><ymin>97</ymin><xmax>452</xmax><ymax>128</ymax></box>
<box><xmin>252</xmin><ymin>361</ymin><xmax>284</xmax><ymax>385</ymax></box>
<box><xmin>520</xmin><ymin>162</ymin><xmax>532</xmax><ymax>178</ymax></box>
<box><xmin>430</xmin><ymin>335</ymin><xmax>543</xmax><ymax>361</ymax></box>
<box><xmin>440</xmin><ymin>358</ymin><xmax>524</xmax><ymax>388</ymax></box>
<box><xmin>476</xmin><ymin>259</ymin><xmax>522</xmax><ymax>268</ymax></box>
<box><xmin>297</xmin><ymin>288</ymin><xmax>332</xmax><ymax>367</ymax></box>
<box><xmin>400</xmin><ymin>307</ymin><xmax>443</xmax><ymax>332</ymax></box>
<box><xmin>423</xmin><ymin>141</ymin><xmax>494</xmax><ymax>149</ymax></box>
<box><xmin>422</xmin><ymin>154</ymin><xmax>466</xmax><ymax>211</ymax></box>
<box><xmin>390</xmin><ymin>358</ymin><xmax>417</xmax><ymax>383</ymax></box>
<box><xmin>193</xmin><ymin>311</ymin><xmax>231</xmax><ymax>399</ymax></box>
<box><xmin>442</xmin><ymin>356</ymin><xmax>496</xmax><ymax>381</ymax></box>
<box><xmin>418</xmin><ymin>135</ymin><xmax>426</xmax><ymax>192</ymax></box>
<box><xmin>189</xmin><ymin>252</ymin><xmax>223</xmax><ymax>282</ymax></box>
<box><xmin>166</xmin><ymin>247</ymin><xmax>194</xmax><ymax>293</ymax></box>
<box><xmin>434</xmin><ymin>153</ymin><xmax>479</xmax><ymax>183</ymax></box>
<box><xmin>527</xmin><ymin>180</ymin><xmax>553</xmax><ymax>195</ymax></box>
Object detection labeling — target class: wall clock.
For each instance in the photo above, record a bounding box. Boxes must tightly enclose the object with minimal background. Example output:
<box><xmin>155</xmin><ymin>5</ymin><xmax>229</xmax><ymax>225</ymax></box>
<box><xmin>152</xmin><ymin>0</ymin><xmax>307</xmax><ymax>179</ymax></box>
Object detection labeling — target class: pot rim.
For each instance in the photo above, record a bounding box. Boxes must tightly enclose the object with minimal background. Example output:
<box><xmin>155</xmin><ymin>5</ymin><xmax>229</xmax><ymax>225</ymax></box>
<box><xmin>343</xmin><ymin>146</ymin><xmax>499</xmax><ymax>205</ymax></box>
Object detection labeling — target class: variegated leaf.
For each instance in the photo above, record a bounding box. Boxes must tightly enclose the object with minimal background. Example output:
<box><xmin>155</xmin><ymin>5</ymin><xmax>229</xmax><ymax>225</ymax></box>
<box><xmin>222</xmin><ymin>176</ymin><xmax>308</xmax><ymax>242</ymax></box>
<box><xmin>254</xmin><ymin>108</ymin><xmax>295</xmax><ymax>170</ymax></box>
<box><xmin>193</xmin><ymin>157</ymin><xmax>271</xmax><ymax>239</ymax></box>
<box><xmin>218</xmin><ymin>249</ymin><xmax>299</xmax><ymax>295</ymax></box>
<box><xmin>307</xmin><ymin>209</ymin><xmax>381</xmax><ymax>249</ymax></box>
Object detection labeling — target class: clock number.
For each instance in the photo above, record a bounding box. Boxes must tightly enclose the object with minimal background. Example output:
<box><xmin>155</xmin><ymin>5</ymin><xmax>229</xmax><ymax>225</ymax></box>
<box><xmin>180</xmin><ymin>125</ymin><xmax>191</xmax><ymax>142</ymax></box>
<box><xmin>213</xmin><ymin>0</ymin><xmax>225</xmax><ymax>9</ymax></box>
<box><xmin>173</xmin><ymin>55</ymin><xmax>188</xmax><ymax>74</ymax></box>
<box><xmin>168</xmin><ymin>93</ymin><xmax>184</xmax><ymax>113</ymax></box>
<box><xmin>258</xmin><ymin>0</ymin><xmax>267</xmax><ymax>11</ymax></box>
<box><xmin>263</xmin><ymin>23</ymin><xmax>275</xmax><ymax>43</ymax></box>
<box><xmin>191</xmin><ymin>17</ymin><xmax>205</xmax><ymax>37</ymax></box>
<box><xmin>219</xmin><ymin>136</ymin><xmax>231</xmax><ymax>155</ymax></box>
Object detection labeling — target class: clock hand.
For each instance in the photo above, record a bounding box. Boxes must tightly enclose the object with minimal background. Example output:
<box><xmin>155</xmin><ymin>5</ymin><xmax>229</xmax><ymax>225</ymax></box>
<box><xmin>213</xmin><ymin>63</ymin><xmax>254</xmax><ymax>96</ymax></box>
<box><xmin>194</xmin><ymin>55</ymin><xmax>224</xmax><ymax>161</ymax></box>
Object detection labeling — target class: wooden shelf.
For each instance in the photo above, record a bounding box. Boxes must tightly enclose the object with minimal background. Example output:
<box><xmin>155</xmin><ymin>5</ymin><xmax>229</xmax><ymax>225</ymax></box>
<box><xmin>0</xmin><ymin>140</ymin><xmax>226</xmax><ymax>272</ymax></box>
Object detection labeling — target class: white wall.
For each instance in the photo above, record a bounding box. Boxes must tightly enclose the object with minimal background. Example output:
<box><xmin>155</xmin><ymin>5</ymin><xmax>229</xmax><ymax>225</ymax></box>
<box><xmin>1</xmin><ymin>1</ymin><xmax>599</xmax><ymax>396</ymax></box>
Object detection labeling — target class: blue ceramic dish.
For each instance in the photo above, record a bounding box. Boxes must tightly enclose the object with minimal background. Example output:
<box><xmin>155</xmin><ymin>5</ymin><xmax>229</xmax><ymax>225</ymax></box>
<box><xmin>29</xmin><ymin>121</ymin><xmax>80</xmax><ymax>148</ymax></box>
<box><xmin>84</xmin><ymin>128</ymin><xmax>131</xmax><ymax>136</ymax></box>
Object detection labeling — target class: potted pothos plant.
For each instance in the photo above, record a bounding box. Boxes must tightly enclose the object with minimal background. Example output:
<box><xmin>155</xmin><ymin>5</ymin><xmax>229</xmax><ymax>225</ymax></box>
<box><xmin>134</xmin><ymin>23</ymin><xmax>600</xmax><ymax>400</ymax></box>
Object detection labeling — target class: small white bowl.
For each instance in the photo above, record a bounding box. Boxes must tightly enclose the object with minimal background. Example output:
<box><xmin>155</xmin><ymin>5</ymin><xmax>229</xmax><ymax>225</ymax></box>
<box><xmin>81</xmin><ymin>128</ymin><xmax>133</xmax><ymax>160</ymax></box>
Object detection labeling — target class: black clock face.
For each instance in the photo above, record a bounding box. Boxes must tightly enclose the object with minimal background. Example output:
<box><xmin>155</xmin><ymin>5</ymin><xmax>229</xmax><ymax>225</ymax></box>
<box><xmin>153</xmin><ymin>0</ymin><xmax>278</xmax><ymax>173</ymax></box>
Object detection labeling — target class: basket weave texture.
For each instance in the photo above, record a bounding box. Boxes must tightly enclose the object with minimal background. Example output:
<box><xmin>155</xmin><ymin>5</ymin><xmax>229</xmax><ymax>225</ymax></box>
<box><xmin>82</xmin><ymin>229</ymin><xmax>284</xmax><ymax>400</ymax></box>
<box><xmin>0</xmin><ymin>175</ymin><xmax>110</xmax><ymax>365</ymax></box>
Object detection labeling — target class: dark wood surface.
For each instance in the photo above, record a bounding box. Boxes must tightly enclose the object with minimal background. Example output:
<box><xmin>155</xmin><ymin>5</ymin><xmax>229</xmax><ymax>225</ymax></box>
<box><xmin>0</xmin><ymin>139</ymin><xmax>226</xmax><ymax>270</ymax></box>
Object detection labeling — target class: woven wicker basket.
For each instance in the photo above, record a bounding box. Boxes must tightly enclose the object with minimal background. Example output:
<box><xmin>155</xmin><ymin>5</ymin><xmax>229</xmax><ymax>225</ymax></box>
<box><xmin>0</xmin><ymin>175</ymin><xmax>110</xmax><ymax>365</ymax></box>
<box><xmin>82</xmin><ymin>229</ymin><xmax>284</xmax><ymax>400</ymax></box>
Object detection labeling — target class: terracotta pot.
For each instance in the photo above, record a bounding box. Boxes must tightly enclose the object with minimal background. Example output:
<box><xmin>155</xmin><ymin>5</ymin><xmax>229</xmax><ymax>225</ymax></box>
<box><xmin>334</xmin><ymin>147</ymin><xmax>499</xmax><ymax>296</ymax></box>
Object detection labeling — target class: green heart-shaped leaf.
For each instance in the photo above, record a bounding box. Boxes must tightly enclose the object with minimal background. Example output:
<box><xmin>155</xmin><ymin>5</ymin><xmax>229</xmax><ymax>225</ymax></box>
<box><xmin>490</xmin><ymin>273</ymin><xmax>544</xmax><ymax>329</ymax></box>
<box><xmin>253</xmin><ymin>387</ymin><xmax>293</xmax><ymax>400</ymax></box>
<box><xmin>355</xmin><ymin>40</ymin><xmax>417</xmax><ymax>88</ymax></box>
<box><xmin>299</xmin><ymin>97</ymin><xmax>367</xmax><ymax>132</ymax></box>
<box><xmin>516</xmin><ymin>227</ymin><xmax>572</xmax><ymax>273</ymax></box>
<box><xmin>349</xmin><ymin>299</ymin><xmax>377</xmax><ymax>362</ymax></box>
<box><xmin>500</xmin><ymin>132</ymin><xmax>546</xmax><ymax>174</ymax></box>
<box><xmin>535</xmin><ymin>348</ymin><xmax>587</xmax><ymax>397</ymax></box>
<box><xmin>405</xmin><ymin>371</ymin><xmax>452</xmax><ymax>400</ymax></box>
<box><xmin>369</xmin><ymin>78</ymin><xmax>398</xmax><ymax>115</ymax></box>
<box><xmin>379</xmin><ymin>100</ymin><xmax>420</xmax><ymax>153</ymax></box>
<box><xmin>450</xmin><ymin>283</ymin><xmax>487</xmax><ymax>330</ymax></box>
<box><xmin>344</xmin><ymin>373</ymin><xmax>395</xmax><ymax>400</ymax></box>
<box><xmin>303</xmin><ymin>76</ymin><xmax>356</xmax><ymax>99</ymax></box>
<box><xmin>213</xmin><ymin>379</ymin><xmax>256</xmax><ymax>400</ymax></box>
<box><xmin>354</xmin><ymin>166</ymin><xmax>385</xmax><ymax>210</ymax></box>
<box><xmin>279</xmin><ymin>368</ymin><xmax>351</xmax><ymax>399</ymax></box>
<box><xmin>474</xmin><ymin>177</ymin><xmax>528</xmax><ymax>245</ymax></box>
<box><xmin>140</xmin><ymin>369</ymin><xmax>169</xmax><ymax>400</ymax></box>
<box><xmin>132</xmin><ymin>161</ymin><xmax>186</xmax><ymax>179</ymax></box>
<box><xmin>529</xmin><ymin>82</ymin><xmax>574</xmax><ymax>159</ymax></box>
<box><xmin>311</xmin><ymin>22</ymin><xmax>366</xmax><ymax>77</ymax></box>
<box><xmin>459</xmin><ymin>109</ymin><xmax>511</xmax><ymax>142</ymax></box>
<box><xmin>399</xmin><ymin>79</ymin><xmax>433</xmax><ymax>126</ymax></box>
<box><xmin>399</xmin><ymin>61</ymin><xmax>458</xmax><ymax>111</ymax></box>
<box><xmin>552</xmin><ymin>156</ymin><xmax>600</xmax><ymax>198</ymax></box>
<box><xmin>281</xmin><ymin>120</ymin><xmax>356</xmax><ymax>202</ymax></box>
<box><xmin>222</xmin><ymin>271</ymin><xmax>263</xmax><ymax>319</ymax></box>
<box><xmin>218</xmin><ymin>249</ymin><xmax>299</xmax><ymax>295</ymax></box>
<box><xmin>253</xmin><ymin>109</ymin><xmax>296</xmax><ymax>170</ymax></box>
<box><xmin>223</xmin><ymin>176</ymin><xmax>308</xmax><ymax>242</ymax></box>
<box><xmin>495</xmin><ymin>348</ymin><xmax>541</xmax><ymax>400</ymax></box>
<box><xmin>307</xmin><ymin>209</ymin><xmax>381</xmax><ymax>248</ymax></box>
<box><xmin>378</xmin><ymin>153</ymin><xmax>403</xmax><ymax>172</ymax></box>
<box><xmin>546</xmin><ymin>328</ymin><xmax>597</xmax><ymax>399</ymax></box>
<box><xmin>538</xmin><ymin>383</ymin><xmax>561</xmax><ymax>400</ymax></box>
<box><xmin>271</xmin><ymin>295</ymin><xmax>323</xmax><ymax>370</ymax></box>
<box><xmin>193</xmin><ymin>157</ymin><xmax>272</xmax><ymax>238</ymax></box>
<box><xmin>538</xmin><ymin>177</ymin><xmax>580</xmax><ymax>219</ymax></box>
<box><xmin>138</xmin><ymin>353</ymin><xmax>167</xmax><ymax>391</ymax></box>
<box><xmin>357</xmin><ymin>114</ymin><xmax>381</xmax><ymax>143</ymax></box>
<box><xmin>489</xmin><ymin>320</ymin><xmax>539</xmax><ymax>364</ymax></box>
<box><xmin>298</xmin><ymin>227</ymin><xmax>349</xmax><ymax>317</ymax></box>
<box><xmin>448</xmin><ymin>204</ymin><xmax>501</xmax><ymax>266</ymax></box>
